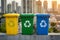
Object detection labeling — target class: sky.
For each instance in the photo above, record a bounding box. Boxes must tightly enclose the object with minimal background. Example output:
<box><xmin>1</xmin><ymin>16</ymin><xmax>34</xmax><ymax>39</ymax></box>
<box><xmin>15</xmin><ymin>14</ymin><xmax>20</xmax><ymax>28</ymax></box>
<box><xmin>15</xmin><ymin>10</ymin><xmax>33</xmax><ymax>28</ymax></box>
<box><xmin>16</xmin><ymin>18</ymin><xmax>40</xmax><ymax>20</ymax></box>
<box><xmin>0</xmin><ymin>0</ymin><xmax>60</xmax><ymax>8</ymax></box>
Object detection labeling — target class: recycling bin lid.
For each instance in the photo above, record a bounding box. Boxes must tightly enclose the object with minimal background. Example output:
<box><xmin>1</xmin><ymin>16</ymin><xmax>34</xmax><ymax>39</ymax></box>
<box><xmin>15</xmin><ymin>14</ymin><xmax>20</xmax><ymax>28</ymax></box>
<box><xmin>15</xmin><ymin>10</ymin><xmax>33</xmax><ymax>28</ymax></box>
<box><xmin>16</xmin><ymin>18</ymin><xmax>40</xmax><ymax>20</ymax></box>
<box><xmin>36</xmin><ymin>14</ymin><xmax>50</xmax><ymax>18</ymax></box>
<box><xmin>3</xmin><ymin>13</ymin><xmax>19</xmax><ymax>17</ymax></box>
<box><xmin>20</xmin><ymin>13</ymin><xmax>34</xmax><ymax>17</ymax></box>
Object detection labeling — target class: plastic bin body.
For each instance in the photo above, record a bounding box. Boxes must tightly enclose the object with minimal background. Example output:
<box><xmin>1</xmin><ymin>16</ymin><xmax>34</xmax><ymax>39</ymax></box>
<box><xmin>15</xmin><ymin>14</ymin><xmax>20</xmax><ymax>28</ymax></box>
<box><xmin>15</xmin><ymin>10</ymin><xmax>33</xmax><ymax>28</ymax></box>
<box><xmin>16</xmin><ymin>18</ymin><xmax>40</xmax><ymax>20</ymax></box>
<box><xmin>4</xmin><ymin>13</ymin><xmax>19</xmax><ymax>35</ymax></box>
<box><xmin>36</xmin><ymin>14</ymin><xmax>50</xmax><ymax>35</ymax></box>
<box><xmin>21</xmin><ymin>14</ymin><xmax>34</xmax><ymax>35</ymax></box>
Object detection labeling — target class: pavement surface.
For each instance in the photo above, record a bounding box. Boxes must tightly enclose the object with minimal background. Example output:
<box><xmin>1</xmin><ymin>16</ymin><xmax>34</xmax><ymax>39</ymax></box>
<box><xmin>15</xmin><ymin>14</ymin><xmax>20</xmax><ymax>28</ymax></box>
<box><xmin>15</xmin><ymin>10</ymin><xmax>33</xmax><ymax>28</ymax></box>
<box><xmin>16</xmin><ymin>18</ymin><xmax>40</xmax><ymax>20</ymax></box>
<box><xmin>0</xmin><ymin>33</ymin><xmax>60</xmax><ymax>40</ymax></box>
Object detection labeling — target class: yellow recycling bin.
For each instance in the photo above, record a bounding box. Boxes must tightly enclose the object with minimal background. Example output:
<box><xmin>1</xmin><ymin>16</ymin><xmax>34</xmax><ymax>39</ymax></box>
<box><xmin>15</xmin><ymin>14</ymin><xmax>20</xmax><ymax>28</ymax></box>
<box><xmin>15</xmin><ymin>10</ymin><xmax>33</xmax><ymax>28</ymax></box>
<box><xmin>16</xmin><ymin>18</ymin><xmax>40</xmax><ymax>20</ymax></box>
<box><xmin>3</xmin><ymin>13</ymin><xmax>19</xmax><ymax>35</ymax></box>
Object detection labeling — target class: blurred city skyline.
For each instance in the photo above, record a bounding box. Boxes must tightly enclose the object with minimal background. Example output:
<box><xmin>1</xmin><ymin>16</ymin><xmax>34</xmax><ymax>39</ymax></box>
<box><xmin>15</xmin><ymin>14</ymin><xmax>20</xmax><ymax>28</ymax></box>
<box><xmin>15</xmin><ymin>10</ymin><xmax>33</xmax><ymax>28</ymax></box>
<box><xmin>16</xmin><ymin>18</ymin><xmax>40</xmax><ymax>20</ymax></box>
<box><xmin>0</xmin><ymin>0</ymin><xmax>60</xmax><ymax>8</ymax></box>
<box><xmin>36</xmin><ymin>0</ymin><xmax>60</xmax><ymax>8</ymax></box>
<box><xmin>0</xmin><ymin>0</ymin><xmax>60</xmax><ymax>13</ymax></box>
<box><xmin>0</xmin><ymin>0</ymin><xmax>21</xmax><ymax>6</ymax></box>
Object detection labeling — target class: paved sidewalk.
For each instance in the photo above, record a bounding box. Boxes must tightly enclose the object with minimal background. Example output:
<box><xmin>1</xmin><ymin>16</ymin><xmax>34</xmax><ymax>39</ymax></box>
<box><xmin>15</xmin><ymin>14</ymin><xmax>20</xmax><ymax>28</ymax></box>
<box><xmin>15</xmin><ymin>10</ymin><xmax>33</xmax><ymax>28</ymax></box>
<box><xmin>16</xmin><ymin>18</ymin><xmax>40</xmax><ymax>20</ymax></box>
<box><xmin>0</xmin><ymin>33</ymin><xmax>60</xmax><ymax>40</ymax></box>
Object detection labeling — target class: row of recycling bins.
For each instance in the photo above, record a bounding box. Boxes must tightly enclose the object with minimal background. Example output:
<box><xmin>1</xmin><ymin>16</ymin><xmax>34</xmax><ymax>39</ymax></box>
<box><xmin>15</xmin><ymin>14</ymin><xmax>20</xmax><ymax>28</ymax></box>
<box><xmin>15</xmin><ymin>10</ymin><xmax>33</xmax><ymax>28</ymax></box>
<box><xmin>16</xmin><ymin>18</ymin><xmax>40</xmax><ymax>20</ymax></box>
<box><xmin>3</xmin><ymin>13</ymin><xmax>50</xmax><ymax>35</ymax></box>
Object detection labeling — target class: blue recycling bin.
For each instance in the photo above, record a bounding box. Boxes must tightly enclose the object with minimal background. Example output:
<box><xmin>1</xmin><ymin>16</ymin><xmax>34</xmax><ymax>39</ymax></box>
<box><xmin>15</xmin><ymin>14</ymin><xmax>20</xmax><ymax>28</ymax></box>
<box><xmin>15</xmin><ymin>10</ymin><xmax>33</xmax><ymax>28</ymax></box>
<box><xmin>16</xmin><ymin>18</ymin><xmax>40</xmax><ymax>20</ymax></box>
<box><xmin>36</xmin><ymin>14</ymin><xmax>50</xmax><ymax>35</ymax></box>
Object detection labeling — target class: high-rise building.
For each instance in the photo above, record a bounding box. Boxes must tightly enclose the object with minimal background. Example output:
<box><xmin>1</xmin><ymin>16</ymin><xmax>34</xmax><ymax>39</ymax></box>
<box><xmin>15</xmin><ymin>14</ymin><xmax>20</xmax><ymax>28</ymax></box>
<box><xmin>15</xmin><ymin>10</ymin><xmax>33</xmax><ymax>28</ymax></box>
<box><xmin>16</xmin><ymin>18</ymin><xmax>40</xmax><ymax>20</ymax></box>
<box><xmin>36</xmin><ymin>0</ymin><xmax>42</xmax><ymax>13</ymax></box>
<box><xmin>58</xmin><ymin>4</ymin><xmax>60</xmax><ymax>13</ymax></box>
<box><xmin>7</xmin><ymin>4</ymin><xmax>12</xmax><ymax>13</ymax></box>
<box><xmin>16</xmin><ymin>2</ymin><xmax>18</xmax><ymax>12</ymax></box>
<box><xmin>12</xmin><ymin>1</ymin><xmax>16</xmax><ymax>12</ymax></box>
<box><xmin>0</xmin><ymin>1</ymin><xmax>1</xmax><ymax>13</ymax></box>
<box><xmin>1</xmin><ymin>0</ymin><xmax>7</xmax><ymax>13</ymax></box>
<box><xmin>0</xmin><ymin>7</ymin><xmax>1</xmax><ymax>13</ymax></box>
<box><xmin>22</xmin><ymin>0</ymin><xmax>35</xmax><ymax>13</ymax></box>
<box><xmin>43</xmin><ymin>0</ymin><xmax>48</xmax><ymax>13</ymax></box>
<box><xmin>16</xmin><ymin>6</ymin><xmax>21</xmax><ymax>13</ymax></box>
<box><xmin>43</xmin><ymin>0</ymin><xmax>48</xmax><ymax>9</ymax></box>
<box><xmin>33</xmin><ymin>0</ymin><xmax>37</xmax><ymax>13</ymax></box>
<box><xmin>52</xmin><ymin>1</ymin><xmax>57</xmax><ymax>11</ymax></box>
<box><xmin>51</xmin><ymin>0</ymin><xmax>58</xmax><ymax>14</ymax></box>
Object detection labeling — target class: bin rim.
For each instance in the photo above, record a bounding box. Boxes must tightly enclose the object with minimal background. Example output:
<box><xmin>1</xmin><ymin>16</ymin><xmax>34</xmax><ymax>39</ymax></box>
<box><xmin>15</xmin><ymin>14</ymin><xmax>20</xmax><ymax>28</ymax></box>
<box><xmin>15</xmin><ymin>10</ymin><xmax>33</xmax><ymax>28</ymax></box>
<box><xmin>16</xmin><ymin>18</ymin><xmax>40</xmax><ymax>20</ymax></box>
<box><xmin>3</xmin><ymin>13</ymin><xmax>19</xmax><ymax>17</ymax></box>
<box><xmin>20</xmin><ymin>14</ymin><xmax>34</xmax><ymax>17</ymax></box>
<box><xmin>36</xmin><ymin>13</ymin><xmax>50</xmax><ymax>18</ymax></box>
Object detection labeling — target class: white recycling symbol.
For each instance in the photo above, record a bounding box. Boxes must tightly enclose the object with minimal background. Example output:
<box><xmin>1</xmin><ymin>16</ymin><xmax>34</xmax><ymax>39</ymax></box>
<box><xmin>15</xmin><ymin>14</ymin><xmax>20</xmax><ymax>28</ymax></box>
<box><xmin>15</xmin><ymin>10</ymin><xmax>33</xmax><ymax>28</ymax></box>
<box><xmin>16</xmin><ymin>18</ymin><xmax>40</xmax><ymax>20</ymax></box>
<box><xmin>40</xmin><ymin>20</ymin><xmax>47</xmax><ymax>28</ymax></box>
<box><xmin>24</xmin><ymin>20</ymin><xmax>31</xmax><ymax>27</ymax></box>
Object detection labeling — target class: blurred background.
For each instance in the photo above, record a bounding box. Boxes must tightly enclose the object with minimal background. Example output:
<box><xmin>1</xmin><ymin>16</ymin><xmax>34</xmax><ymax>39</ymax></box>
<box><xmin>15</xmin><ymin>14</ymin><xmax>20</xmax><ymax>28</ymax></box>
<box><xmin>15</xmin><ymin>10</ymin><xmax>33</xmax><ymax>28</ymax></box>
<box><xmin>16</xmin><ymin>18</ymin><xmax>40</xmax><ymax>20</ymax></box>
<box><xmin>0</xmin><ymin>0</ymin><xmax>60</xmax><ymax>33</ymax></box>
<box><xmin>0</xmin><ymin>0</ymin><xmax>60</xmax><ymax>40</ymax></box>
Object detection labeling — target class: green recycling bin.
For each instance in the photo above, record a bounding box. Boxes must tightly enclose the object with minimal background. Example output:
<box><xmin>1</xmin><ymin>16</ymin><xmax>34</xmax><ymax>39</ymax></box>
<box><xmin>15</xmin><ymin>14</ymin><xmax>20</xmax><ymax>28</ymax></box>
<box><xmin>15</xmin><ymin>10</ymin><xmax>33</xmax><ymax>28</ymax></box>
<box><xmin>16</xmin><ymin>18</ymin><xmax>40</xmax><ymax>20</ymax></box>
<box><xmin>21</xmin><ymin>14</ymin><xmax>34</xmax><ymax>35</ymax></box>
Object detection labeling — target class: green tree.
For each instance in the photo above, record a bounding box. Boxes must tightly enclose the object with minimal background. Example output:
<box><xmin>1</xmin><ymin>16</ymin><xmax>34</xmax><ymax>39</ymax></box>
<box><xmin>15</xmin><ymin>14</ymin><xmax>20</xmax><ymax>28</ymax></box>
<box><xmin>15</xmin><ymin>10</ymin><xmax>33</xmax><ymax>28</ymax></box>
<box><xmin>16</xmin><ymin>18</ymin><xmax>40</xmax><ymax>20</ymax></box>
<box><xmin>49</xmin><ymin>22</ymin><xmax>58</xmax><ymax>33</ymax></box>
<box><xmin>0</xmin><ymin>22</ymin><xmax>6</xmax><ymax>33</ymax></box>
